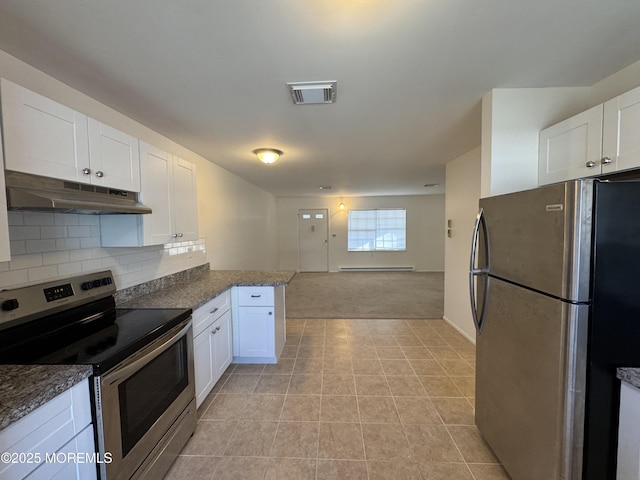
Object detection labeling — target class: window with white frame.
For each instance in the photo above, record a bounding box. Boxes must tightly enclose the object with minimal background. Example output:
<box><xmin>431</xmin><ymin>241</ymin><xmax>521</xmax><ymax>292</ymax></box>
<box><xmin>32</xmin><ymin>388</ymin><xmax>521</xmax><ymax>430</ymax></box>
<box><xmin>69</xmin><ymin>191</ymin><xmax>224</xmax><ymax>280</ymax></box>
<box><xmin>347</xmin><ymin>209</ymin><xmax>406</xmax><ymax>251</ymax></box>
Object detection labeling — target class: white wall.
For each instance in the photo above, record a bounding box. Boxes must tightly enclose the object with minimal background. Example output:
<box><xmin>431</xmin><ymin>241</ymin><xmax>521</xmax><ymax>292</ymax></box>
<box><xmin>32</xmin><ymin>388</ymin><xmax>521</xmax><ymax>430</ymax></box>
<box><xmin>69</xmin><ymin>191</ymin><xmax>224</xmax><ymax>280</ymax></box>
<box><xmin>277</xmin><ymin>195</ymin><xmax>445</xmax><ymax>272</ymax></box>
<box><xmin>0</xmin><ymin>49</ymin><xmax>278</xmax><ymax>290</ymax></box>
<box><xmin>196</xmin><ymin>158</ymin><xmax>278</xmax><ymax>271</ymax></box>
<box><xmin>590</xmin><ymin>59</ymin><xmax>640</xmax><ymax>105</ymax></box>
<box><xmin>443</xmin><ymin>147</ymin><xmax>481</xmax><ymax>342</ymax></box>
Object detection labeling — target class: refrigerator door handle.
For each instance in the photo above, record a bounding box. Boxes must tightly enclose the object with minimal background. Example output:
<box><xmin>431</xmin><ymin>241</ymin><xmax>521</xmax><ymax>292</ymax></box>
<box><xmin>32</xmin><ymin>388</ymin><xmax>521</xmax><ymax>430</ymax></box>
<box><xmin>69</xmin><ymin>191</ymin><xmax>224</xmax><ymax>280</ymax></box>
<box><xmin>469</xmin><ymin>208</ymin><xmax>489</xmax><ymax>332</ymax></box>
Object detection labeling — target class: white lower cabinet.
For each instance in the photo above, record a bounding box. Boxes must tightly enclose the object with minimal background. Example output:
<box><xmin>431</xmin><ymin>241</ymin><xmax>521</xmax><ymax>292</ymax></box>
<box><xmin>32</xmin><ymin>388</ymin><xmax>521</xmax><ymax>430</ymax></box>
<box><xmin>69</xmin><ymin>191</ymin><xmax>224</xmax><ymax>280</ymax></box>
<box><xmin>212</xmin><ymin>313</ymin><xmax>232</xmax><ymax>380</ymax></box>
<box><xmin>0</xmin><ymin>379</ymin><xmax>96</xmax><ymax>480</ymax></box>
<box><xmin>193</xmin><ymin>292</ymin><xmax>232</xmax><ymax>408</ymax></box>
<box><xmin>26</xmin><ymin>426</ymin><xmax>96</xmax><ymax>480</ymax></box>
<box><xmin>232</xmin><ymin>286</ymin><xmax>286</xmax><ymax>364</ymax></box>
<box><xmin>237</xmin><ymin>306</ymin><xmax>275</xmax><ymax>358</ymax></box>
<box><xmin>617</xmin><ymin>381</ymin><xmax>640</xmax><ymax>480</ymax></box>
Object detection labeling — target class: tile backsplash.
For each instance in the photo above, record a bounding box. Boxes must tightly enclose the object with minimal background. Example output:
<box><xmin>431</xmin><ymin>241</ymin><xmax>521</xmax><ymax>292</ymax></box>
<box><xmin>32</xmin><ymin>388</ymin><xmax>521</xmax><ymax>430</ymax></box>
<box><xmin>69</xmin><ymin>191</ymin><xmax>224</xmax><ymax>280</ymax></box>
<box><xmin>0</xmin><ymin>211</ymin><xmax>207</xmax><ymax>290</ymax></box>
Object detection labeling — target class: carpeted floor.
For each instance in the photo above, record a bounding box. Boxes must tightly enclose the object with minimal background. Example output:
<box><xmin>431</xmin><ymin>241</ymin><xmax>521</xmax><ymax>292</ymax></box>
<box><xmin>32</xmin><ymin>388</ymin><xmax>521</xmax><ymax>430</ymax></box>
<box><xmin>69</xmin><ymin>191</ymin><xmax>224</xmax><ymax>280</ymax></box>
<box><xmin>285</xmin><ymin>272</ymin><xmax>444</xmax><ymax>319</ymax></box>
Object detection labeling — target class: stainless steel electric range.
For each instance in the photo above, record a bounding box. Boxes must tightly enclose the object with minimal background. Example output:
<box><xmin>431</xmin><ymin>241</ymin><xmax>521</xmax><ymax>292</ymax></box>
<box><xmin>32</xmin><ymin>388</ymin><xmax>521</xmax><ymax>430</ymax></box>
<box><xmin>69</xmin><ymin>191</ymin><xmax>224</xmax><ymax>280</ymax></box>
<box><xmin>0</xmin><ymin>271</ymin><xmax>196</xmax><ymax>480</ymax></box>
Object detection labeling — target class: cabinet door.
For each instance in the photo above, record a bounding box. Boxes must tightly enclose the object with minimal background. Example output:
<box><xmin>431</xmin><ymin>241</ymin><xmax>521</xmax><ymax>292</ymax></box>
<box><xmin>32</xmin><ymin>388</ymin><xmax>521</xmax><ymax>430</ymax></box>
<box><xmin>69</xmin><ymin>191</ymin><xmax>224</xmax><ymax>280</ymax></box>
<box><xmin>139</xmin><ymin>142</ymin><xmax>173</xmax><ymax>245</ymax></box>
<box><xmin>1</xmin><ymin>78</ymin><xmax>89</xmax><ymax>182</ymax></box>
<box><xmin>193</xmin><ymin>328</ymin><xmax>215</xmax><ymax>408</ymax></box>
<box><xmin>172</xmin><ymin>157</ymin><xmax>198</xmax><ymax>241</ymax></box>
<box><xmin>213</xmin><ymin>311</ymin><xmax>232</xmax><ymax>380</ymax></box>
<box><xmin>237</xmin><ymin>306</ymin><xmax>275</xmax><ymax>358</ymax></box>
<box><xmin>0</xmin><ymin>150</ymin><xmax>10</xmax><ymax>262</ymax></box>
<box><xmin>88</xmin><ymin>118</ymin><xmax>141</xmax><ymax>191</ymax></box>
<box><xmin>27</xmin><ymin>425</ymin><xmax>97</xmax><ymax>480</ymax></box>
<box><xmin>617</xmin><ymin>381</ymin><xmax>640</xmax><ymax>480</ymax></box>
<box><xmin>602</xmin><ymin>85</ymin><xmax>640</xmax><ymax>175</ymax></box>
<box><xmin>538</xmin><ymin>105</ymin><xmax>603</xmax><ymax>185</ymax></box>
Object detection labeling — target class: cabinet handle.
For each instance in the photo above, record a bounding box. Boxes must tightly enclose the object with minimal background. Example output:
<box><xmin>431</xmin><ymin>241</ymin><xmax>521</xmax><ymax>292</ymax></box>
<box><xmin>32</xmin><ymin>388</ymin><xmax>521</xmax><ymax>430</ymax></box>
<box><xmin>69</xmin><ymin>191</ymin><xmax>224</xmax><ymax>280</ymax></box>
<box><xmin>82</xmin><ymin>168</ymin><xmax>91</xmax><ymax>175</ymax></box>
<box><xmin>268</xmin><ymin>311</ymin><xmax>273</xmax><ymax>316</ymax></box>
<box><xmin>216</xmin><ymin>326</ymin><xmax>221</xmax><ymax>331</ymax></box>
<box><xmin>95</xmin><ymin>170</ymin><xmax>104</xmax><ymax>178</ymax></box>
<box><xmin>212</xmin><ymin>330</ymin><xmax>216</xmax><ymax>335</ymax></box>
<box><xmin>177</xmin><ymin>233</ymin><xmax>183</xmax><ymax>238</ymax></box>
<box><xmin>251</xmin><ymin>294</ymin><xmax>261</xmax><ymax>298</ymax></box>
<box><xmin>172</xmin><ymin>234</ymin><xmax>178</xmax><ymax>238</ymax></box>
<box><xmin>210</xmin><ymin>307</ymin><xmax>219</xmax><ymax>314</ymax></box>
<box><xmin>601</xmin><ymin>157</ymin><xmax>612</xmax><ymax>165</ymax></box>
<box><xmin>585</xmin><ymin>161</ymin><xmax>597</xmax><ymax>168</ymax></box>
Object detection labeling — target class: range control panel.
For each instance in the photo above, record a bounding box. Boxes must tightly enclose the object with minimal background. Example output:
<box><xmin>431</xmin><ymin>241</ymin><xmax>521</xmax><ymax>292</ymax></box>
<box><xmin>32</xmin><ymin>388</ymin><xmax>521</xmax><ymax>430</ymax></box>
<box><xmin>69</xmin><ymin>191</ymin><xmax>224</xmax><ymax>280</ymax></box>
<box><xmin>0</xmin><ymin>271</ymin><xmax>116</xmax><ymax>329</ymax></box>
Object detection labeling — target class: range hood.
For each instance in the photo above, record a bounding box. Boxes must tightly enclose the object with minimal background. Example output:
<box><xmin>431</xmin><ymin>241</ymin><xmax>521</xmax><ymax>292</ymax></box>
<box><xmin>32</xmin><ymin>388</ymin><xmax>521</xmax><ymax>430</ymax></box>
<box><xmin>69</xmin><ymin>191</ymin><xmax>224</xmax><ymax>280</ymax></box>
<box><xmin>5</xmin><ymin>171</ymin><xmax>152</xmax><ymax>215</ymax></box>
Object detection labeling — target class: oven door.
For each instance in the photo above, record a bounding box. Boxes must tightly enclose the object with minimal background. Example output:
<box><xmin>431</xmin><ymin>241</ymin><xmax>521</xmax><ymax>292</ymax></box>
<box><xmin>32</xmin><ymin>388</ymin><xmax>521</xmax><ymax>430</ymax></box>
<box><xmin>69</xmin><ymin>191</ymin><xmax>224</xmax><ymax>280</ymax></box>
<box><xmin>95</xmin><ymin>318</ymin><xmax>195</xmax><ymax>480</ymax></box>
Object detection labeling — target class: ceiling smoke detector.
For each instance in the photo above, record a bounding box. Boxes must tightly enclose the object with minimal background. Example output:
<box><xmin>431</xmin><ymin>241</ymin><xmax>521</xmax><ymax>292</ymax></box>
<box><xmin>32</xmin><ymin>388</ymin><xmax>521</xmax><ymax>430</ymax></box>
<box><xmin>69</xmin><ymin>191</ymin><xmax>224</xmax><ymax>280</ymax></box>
<box><xmin>287</xmin><ymin>81</ymin><xmax>337</xmax><ymax>105</ymax></box>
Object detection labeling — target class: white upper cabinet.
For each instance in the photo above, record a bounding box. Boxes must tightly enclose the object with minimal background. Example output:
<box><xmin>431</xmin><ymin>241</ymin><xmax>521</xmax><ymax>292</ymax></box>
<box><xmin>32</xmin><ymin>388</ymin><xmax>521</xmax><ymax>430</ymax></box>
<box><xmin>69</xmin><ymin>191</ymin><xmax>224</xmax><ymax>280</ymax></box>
<box><xmin>1</xmin><ymin>78</ymin><xmax>140</xmax><ymax>191</ymax></box>
<box><xmin>138</xmin><ymin>142</ymin><xmax>173</xmax><ymax>245</ymax></box>
<box><xmin>100</xmin><ymin>142</ymin><xmax>198</xmax><ymax>246</ymax></box>
<box><xmin>539</xmin><ymin>85</ymin><xmax>640</xmax><ymax>185</ymax></box>
<box><xmin>0</xmin><ymin>144</ymin><xmax>10</xmax><ymax>262</ymax></box>
<box><xmin>602</xmin><ymin>85</ymin><xmax>640</xmax><ymax>175</ymax></box>
<box><xmin>172</xmin><ymin>156</ymin><xmax>198</xmax><ymax>241</ymax></box>
<box><xmin>538</xmin><ymin>105</ymin><xmax>604</xmax><ymax>185</ymax></box>
<box><xmin>1</xmin><ymin>78</ymin><xmax>89</xmax><ymax>182</ymax></box>
<box><xmin>88</xmin><ymin>118</ymin><xmax>140</xmax><ymax>191</ymax></box>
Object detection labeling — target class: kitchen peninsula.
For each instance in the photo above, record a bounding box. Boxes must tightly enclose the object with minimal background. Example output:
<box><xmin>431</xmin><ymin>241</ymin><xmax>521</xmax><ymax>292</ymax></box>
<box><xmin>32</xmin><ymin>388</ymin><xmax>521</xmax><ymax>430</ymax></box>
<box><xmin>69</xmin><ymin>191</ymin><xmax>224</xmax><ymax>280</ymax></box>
<box><xmin>0</xmin><ymin>266</ymin><xmax>295</xmax><ymax>432</ymax></box>
<box><xmin>115</xmin><ymin>265</ymin><xmax>294</xmax><ymax>310</ymax></box>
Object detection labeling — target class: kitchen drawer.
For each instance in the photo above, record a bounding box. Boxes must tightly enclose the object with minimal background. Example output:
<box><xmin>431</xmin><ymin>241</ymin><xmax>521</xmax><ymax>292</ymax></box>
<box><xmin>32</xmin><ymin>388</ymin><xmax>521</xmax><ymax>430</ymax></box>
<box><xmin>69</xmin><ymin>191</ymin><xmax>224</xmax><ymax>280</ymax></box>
<box><xmin>192</xmin><ymin>290</ymin><xmax>230</xmax><ymax>337</ymax></box>
<box><xmin>236</xmin><ymin>287</ymin><xmax>274</xmax><ymax>306</ymax></box>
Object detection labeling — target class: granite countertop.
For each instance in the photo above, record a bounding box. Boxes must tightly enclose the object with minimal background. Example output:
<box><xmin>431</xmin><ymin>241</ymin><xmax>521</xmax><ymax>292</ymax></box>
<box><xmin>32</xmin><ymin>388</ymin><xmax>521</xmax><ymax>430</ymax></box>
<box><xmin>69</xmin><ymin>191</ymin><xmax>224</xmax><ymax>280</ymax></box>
<box><xmin>117</xmin><ymin>269</ymin><xmax>296</xmax><ymax>310</ymax></box>
<box><xmin>618</xmin><ymin>368</ymin><xmax>640</xmax><ymax>389</ymax></box>
<box><xmin>0</xmin><ymin>364</ymin><xmax>93</xmax><ymax>432</ymax></box>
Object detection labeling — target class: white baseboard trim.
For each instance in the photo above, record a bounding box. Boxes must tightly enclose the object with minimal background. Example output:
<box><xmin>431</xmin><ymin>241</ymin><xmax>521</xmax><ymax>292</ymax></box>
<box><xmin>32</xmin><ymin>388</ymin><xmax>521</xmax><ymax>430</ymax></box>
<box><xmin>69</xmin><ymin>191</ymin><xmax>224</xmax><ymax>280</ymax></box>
<box><xmin>339</xmin><ymin>266</ymin><xmax>414</xmax><ymax>272</ymax></box>
<box><xmin>442</xmin><ymin>315</ymin><xmax>476</xmax><ymax>345</ymax></box>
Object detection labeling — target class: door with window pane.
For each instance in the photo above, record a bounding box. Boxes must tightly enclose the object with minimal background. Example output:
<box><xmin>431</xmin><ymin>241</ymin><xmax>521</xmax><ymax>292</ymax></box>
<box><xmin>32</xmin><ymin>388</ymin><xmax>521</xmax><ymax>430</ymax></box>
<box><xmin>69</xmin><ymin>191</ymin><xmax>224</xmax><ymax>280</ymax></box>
<box><xmin>298</xmin><ymin>209</ymin><xmax>329</xmax><ymax>272</ymax></box>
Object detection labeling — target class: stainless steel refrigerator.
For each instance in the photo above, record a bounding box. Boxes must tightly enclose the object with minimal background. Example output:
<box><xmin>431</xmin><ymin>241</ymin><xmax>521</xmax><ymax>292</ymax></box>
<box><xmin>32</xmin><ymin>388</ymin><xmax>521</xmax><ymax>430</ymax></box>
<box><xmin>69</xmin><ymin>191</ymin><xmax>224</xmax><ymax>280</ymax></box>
<box><xmin>470</xmin><ymin>178</ymin><xmax>640</xmax><ymax>480</ymax></box>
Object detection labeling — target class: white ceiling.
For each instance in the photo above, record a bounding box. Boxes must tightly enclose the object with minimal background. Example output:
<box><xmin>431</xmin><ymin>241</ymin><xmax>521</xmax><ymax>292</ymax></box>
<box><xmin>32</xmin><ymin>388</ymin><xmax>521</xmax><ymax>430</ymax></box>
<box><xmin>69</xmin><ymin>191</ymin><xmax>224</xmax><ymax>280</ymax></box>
<box><xmin>0</xmin><ymin>0</ymin><xmax>640</xmax><ymax>197</ymax></box>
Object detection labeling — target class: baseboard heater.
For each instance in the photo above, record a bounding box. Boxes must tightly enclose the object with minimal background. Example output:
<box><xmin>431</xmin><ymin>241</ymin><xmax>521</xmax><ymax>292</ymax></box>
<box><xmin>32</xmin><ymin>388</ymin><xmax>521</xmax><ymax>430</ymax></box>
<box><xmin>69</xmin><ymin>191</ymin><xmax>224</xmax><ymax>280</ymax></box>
<box><xmin>339</xmin><ymin>266</ymin><xmax>414</xmax><ymax>272</ymax></box>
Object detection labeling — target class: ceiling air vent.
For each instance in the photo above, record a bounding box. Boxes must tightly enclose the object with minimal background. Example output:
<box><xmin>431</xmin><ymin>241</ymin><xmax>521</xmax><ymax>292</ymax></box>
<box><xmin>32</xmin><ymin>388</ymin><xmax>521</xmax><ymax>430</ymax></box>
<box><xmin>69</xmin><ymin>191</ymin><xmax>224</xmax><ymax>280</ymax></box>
<box><xmin>287</xmin><ymin>81</ymin><xmax>337</xmax><ymax>105</ymax></box>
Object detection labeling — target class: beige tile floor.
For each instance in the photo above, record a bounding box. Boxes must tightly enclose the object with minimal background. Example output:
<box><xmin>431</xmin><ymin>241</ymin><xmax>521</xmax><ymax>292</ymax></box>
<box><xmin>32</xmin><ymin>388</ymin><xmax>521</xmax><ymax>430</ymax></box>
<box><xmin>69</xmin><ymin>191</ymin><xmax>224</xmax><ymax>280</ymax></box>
<box><xmin>164</xmin><ymin>319</ymin><xmax>510</xmax><ymax>480</ymax></box>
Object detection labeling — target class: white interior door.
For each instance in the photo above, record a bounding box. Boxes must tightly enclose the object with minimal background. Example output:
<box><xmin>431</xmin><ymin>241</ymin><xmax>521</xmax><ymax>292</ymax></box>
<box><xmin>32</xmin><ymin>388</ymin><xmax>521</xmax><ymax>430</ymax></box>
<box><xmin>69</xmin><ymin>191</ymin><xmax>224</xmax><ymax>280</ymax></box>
<box><xmin>298</xmin><ymin>209</ymin><xmax>329</xmax><ymax>272</ymax></box>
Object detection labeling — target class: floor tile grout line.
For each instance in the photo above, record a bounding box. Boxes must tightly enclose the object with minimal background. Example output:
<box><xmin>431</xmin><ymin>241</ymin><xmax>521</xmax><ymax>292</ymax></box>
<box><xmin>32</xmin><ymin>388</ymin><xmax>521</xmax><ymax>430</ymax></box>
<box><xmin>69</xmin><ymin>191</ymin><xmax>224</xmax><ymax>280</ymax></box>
<box><xmin>168</xmin><ymin>318</ymin><xmax>507</xmax><ymax>480</ymax></box>
<box><xmin>444</xmin><ymin>425</ymin><xmax>480</xmax><ymax>480</ymax></box>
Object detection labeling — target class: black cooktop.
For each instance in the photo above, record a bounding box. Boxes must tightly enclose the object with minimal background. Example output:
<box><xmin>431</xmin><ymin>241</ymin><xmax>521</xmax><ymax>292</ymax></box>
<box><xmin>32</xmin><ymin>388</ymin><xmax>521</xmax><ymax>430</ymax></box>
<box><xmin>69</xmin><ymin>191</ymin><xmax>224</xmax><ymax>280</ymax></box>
<box><xmin>0</xmin><ymin>302</ymin><xmax>191</xmax><ymax>375</ymax></box>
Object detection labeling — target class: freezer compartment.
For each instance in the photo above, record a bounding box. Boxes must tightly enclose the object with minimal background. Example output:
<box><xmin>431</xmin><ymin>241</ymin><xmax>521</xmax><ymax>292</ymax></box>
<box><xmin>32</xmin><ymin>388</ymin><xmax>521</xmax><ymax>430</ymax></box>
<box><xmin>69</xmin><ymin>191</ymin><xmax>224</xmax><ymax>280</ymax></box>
<box><xmin>475</xmin><ymin>279</ymin><xmax>588</xmax><ymax>480</ymax></box>
<box><xmin>478</xmin><ymin>180</ymin><xmax>592</xmax><ymax>302</ymax></box>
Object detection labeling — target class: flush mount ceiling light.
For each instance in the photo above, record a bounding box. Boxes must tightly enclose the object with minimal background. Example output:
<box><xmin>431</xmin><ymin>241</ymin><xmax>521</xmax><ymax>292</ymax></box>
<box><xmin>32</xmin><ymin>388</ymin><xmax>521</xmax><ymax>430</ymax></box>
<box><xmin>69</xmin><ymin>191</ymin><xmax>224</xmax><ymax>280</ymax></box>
<box><xmin>253</xmin><ymin>148</ymin><xmax>283</xmax><ymax>164</ymax></box>
<box><xmin>287</xmin><ymin>81</ymin><xmax>337</xmax><ymax>105</ymax></box>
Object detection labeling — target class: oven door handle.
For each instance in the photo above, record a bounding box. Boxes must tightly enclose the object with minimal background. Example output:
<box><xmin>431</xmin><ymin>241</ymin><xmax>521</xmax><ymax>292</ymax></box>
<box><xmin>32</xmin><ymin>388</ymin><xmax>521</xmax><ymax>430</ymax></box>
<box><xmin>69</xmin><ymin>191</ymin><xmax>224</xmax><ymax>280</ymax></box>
<box><xmin>105</xmin><ymin>319</ymin><xmax>191</xmax><ymax>385</ymax></box>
